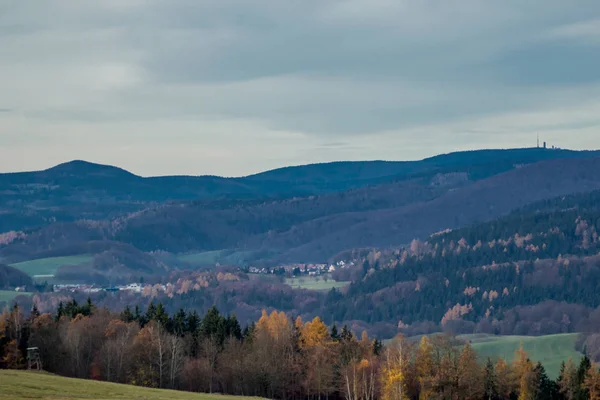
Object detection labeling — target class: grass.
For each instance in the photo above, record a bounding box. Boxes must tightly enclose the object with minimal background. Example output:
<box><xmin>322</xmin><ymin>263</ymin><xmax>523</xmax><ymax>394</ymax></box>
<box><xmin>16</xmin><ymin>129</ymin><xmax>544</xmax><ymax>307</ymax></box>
<box><xmin>461</xmin><ymin>333</ymin><xmax>583</xmax><ymax>379</ymax></box>
<box><xmin>0</xmin><ymin>370</ymin><xmax>263</xmax><ymax>400</ymax></box>
<box><xmin>178</xmin><ymin>250</ymin><xmax>255</xmax><ymax>267</ymax></box>
<box><xmin>10</xmin><ymin>255</ymin><xmax>93</xmax><ymax>277</ymax></box>
<box><xmin>0</xmin><ymin>290</ymin><xmax>32</xmax><ymax>303</ymax></box>
<box><xmin>285</xmin><ymin>276</ymin><xmax>350</xmax><ymax>291</ymax></box>
<box><xmin>178</xmin><ymin>250</ymin><xmax>224</xmax><ymax>266</ymax></box>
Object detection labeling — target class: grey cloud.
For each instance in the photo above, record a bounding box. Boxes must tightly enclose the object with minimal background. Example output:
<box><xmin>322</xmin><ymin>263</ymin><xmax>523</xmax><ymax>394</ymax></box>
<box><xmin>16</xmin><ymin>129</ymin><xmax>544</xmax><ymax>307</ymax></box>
<box><xmin>1</xmin><ymin>0</ymin><xmax>600</xmax><ymax>175</ymax></box>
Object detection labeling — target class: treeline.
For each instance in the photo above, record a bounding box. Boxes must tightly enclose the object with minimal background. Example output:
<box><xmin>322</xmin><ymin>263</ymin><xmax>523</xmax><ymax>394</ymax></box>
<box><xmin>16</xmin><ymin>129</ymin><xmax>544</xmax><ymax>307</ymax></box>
<box><xmin>323</xmin><ymin>205</ymin><xmax>600</xmax><ymax>334</ymax></box>
<box><xmin>2</xmin><ymin>301</ymin><xmax>600</xmax><ymax>399</ymax></box>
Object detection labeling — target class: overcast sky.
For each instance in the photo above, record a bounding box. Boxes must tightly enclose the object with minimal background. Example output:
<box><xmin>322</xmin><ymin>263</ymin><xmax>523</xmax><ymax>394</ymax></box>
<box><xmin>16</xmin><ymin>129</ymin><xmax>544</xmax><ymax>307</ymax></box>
<box><xmin>1</xmin><ymin>1</ymin><xmax>600</xmax><ymax>176</ymax></box>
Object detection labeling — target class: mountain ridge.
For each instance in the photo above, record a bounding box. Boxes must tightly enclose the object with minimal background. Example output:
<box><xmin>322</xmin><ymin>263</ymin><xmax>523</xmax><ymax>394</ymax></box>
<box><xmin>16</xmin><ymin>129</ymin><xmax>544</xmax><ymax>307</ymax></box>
<box><xmin>4</xmin><ymin>152</ymin><xmax>600</xmax><ymax>266</ymax></box>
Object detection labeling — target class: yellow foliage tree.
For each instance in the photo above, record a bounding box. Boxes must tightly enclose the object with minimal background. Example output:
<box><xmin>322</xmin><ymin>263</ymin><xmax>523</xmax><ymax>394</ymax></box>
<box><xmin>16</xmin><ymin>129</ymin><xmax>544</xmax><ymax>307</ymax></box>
<box><xmin>381</xmin><ymin>336</ymin><xmax>409</xmax><ymax>400</ymax></box>
<box><xmin>416</xmin><ymin>336</ymin><xmax>435</xmax><ymax>400</ymax></box>
<box><xmin>514</xmin><ymin>344</ymin><xmax>535</xmax><ymax>400</ymax></box>
<box><xmin>257</xmin><ymin>310</ymin><xmax>291</xmax><ymax>344</ymax></box>
<box><xmin>458</xmin><ymin>343</ymin><xmax>484</xmax><ymax>400</ymax></box>
<box><xmin>586</xmin><ymin>364</ymin><xmax>600</xmax><ymax>400</ymax></box>
<box><xmin>301</xmin><ymin>317</ymin><xmax>329</xmax><ymax>349</ymax></box>
<box><xmin>495</xmin><ymin>357</ymin><xmax>516</xmax><ymax>399</ymax></box>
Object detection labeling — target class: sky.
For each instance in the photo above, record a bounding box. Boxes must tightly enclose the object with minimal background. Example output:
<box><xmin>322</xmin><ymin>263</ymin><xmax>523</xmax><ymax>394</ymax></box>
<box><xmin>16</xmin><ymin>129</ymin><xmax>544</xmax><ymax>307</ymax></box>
<box><xmin>1</xmin><ymin>1</ymin><xmax>600</xmax><ymax>177</ymax></box>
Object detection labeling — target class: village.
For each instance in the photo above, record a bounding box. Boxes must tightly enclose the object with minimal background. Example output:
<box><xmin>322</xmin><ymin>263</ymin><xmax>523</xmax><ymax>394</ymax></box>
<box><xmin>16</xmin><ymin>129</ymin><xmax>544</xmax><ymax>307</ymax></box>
<box><xmin>47</xmin><ymin>260</ymin><xmax>354</xmax><ymax>295</ymax></box>
<box><xmin>246</xmin><ymin>260</ymin><xmax>351</xmax><ymax>276</ymax></box>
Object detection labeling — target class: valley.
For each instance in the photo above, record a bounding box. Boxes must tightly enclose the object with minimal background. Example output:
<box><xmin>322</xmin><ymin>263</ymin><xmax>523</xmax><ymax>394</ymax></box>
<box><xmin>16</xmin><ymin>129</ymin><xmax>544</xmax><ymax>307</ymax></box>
<box><xmin>3</xmin><ymin>148</ymin><xmax>600</xmax><ymax>383</ymax></box>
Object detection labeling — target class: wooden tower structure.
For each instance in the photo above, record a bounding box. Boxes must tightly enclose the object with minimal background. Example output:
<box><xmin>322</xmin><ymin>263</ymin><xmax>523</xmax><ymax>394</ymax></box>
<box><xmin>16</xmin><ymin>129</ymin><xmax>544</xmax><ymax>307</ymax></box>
<box><xmin>27</xmin><ymin>347</ymin><xmax>42</xmax><ymax>371</ymax></box>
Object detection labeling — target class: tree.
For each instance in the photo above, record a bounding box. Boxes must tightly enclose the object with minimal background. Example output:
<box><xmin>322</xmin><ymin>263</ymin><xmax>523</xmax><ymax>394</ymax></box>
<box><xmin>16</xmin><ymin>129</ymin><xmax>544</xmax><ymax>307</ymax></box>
<box><xmin>495</xmin><ymin>357</ymin><xmax>516</xmax><ymax>399</ymax></box>
<box><xmin>381</xmin><ymin>336</ymin><xmax>411</xmax><ymax>400</ymax></box>
<box><xmin>416</xmin><ymin>336</ymin><xmax>435</xmax><ymax>400</ymax></box>
<box><xmin>585</xmin><ymin>364</ymin><xmax>600</xmax><ymax>400</ymax></box>
<box><xmin>532</xmin><ymin>362</ymin><xmax>557</xmax><ymax>400</ymax></box>
<box><xmin>120</xmin><ymin>306</ymin><xmax>134</xmax><ymax>323</ymax></box>
<box><xmin>458</xmin><ymin>343</ymin><xmax>484</xmax><ymax>400</ymax></box>
<box><xmin>514</xmin><ymin>344</ymin><xmax>535</xmax><ymax>400</ymax></box>
<box><xmin>578</xmin><ymin>355</ymin><xmax>592</xmax><ymax>400</ymax></box>
<box><xmin>483</xmin><ymin>358</ymin><xmax>499</xmax><ymax>400</ymax></box>
<box><xmin>558</xmin><ymin>359</ymin><xmax>579</xmax><ymax>400</ymax></box>
<box><xmin>130</xmin><ymin>321</ymin><xmax>168</xmax><ymax>388</ymax></box>
<box><xmin>29</xmin><ymin>313</ymin><xmax>65</xmax><ymax>374</ymax></box>
<box><xmin>300</xmin><ymin>316</ymin><xmax>336</xmax><ymax>399</ymax></box>
<box><xmin>97</xmin><ymin>319</ymin><xmax>139</xmax><ymax>383</ymax></box>
<box><xmin>167</xmin><ymin>333</ymin><xmax>185</xmax><ymax>389</ymax></box>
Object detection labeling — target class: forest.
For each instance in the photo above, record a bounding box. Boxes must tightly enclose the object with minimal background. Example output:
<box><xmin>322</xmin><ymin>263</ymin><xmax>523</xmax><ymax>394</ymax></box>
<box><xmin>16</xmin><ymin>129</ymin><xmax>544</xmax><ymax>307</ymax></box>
<box><xmin>2</xmin><ymin>301</ymin><xmax>600</xmax><ymax>400</ymax></box>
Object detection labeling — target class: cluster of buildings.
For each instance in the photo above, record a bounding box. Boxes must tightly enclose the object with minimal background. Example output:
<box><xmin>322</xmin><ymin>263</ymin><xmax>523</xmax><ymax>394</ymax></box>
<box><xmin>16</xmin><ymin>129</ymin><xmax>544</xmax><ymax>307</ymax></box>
<box><xmin>247</xmin><ymin>260</ymin><xmax>351</xmax><ymax>277</ymax></box>
<box><xmin>53</xmin><ymin>283</ymin><xmax>145</xmax><ymax>294</ymax></box>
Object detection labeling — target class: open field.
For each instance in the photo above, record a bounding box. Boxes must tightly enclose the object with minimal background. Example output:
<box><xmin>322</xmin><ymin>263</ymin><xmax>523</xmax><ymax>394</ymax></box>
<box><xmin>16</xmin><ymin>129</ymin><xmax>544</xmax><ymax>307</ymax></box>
<box><xmin>461</xmin><ymin>333</ymin><xmax>583</xmax><ymax>379</ymax></box>
<box><xmin>178</xmin><ymin>250</ymin><xmax>255</xmax><ymax>267</ymax></box>
<box><xmin>285</xmin><ymin>276</ymin><xmax>350</xmax><ymax>291</ymax></box>
<box><xmin>0</xmin><ymin>370</ymin><xmax>263</xmax><ymax>400</ymax></box>
<box><xmin>0</xmin><ymin>290</ymin><xmax>32</xmax><ymax>304</ymax></box>
<box><xmin>178</xmin><ymin>250</ymin><xmax>224</xmax><ymax>266</ymax></box>
<box><xmin>10</xmin><ymin>255</ymin><xmax>93</xmax><ymax>277</ymax></box>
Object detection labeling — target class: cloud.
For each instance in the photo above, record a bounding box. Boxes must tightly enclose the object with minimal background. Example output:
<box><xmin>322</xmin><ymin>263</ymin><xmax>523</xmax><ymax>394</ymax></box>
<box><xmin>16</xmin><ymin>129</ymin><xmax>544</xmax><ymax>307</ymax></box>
<box><xmin>0</xmin><ymin>0</ymin><xmax>599</xmax><ymax>175</ymax></box>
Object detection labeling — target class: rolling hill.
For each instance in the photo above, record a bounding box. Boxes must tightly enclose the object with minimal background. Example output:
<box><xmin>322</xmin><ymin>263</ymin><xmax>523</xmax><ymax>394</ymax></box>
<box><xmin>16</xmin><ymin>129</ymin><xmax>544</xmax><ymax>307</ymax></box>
<box><xmin>0</xmin><ymin>370</ymin><xmax>262</xmax><ymax>400</ymax></box>
<box><xmin>0</xmin><ymin>263</ymin><xmax>33</xmax><ymax>289</ymax></box>
<box><xmin>3</xmin><ymin>149</ymin><xmax>600</xmax><ymax>269</ymax></box>
<box><xmin>2</xmin><ymin>148</ymin><xmax>599</xmax><ymax>234</ymax></box>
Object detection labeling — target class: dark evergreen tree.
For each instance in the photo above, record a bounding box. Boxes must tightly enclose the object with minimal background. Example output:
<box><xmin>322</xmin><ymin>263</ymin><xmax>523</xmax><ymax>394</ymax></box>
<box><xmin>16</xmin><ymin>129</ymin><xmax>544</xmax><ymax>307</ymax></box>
<box><xmin>483</xmin><ymin>358</ymin><xmax>499</xmax><ymax>400</ymax></box>
<box><xmin>576</xmin><ymin>354</ymin><xmax>591</xmax><ymax>400</ymax></box>
<box><xmin>56</xmin><ymin>301</ymin><xmax>64</xmax><ymax>321</ymax></box>
<box><xmin>172</xmin><ymin>308</ymin><xmax>187</xmax><ymax>336</ymax></box>
<box><xmin>120</xmin><ymin>305</ymin><xmax>134</xmax><ymax>323</ymax></box>
<box><xmin>532</xmin><ymin>362</ymin><xmax>557</xmax><ymax>400</ymax></box>
<box><xmin>330</xmin><ymin>324</ymin><xmax>339</xmax><ymax>341</ymax></box>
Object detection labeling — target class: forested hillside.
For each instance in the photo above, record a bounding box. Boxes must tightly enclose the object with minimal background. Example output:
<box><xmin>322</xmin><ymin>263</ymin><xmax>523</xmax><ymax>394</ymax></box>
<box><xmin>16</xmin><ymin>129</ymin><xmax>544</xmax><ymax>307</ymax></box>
<box><xmin>3</xmin><ymin>150</ymin><xmax>600</xmax><ymax>267</ymax></box>
<box><xmin>321</xmin><ymin>190</ymin><xmax>600</xmax><ymax>337</ymax></box>
<box><xmin>2</xmin><ymin>302</ymin><xmax>600</xmax><ymax>400</ymax></box>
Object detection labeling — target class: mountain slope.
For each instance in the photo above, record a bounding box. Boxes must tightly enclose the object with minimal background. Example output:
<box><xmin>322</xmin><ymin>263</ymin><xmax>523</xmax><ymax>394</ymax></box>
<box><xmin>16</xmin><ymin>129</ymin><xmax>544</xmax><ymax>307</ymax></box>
<box><xmin>252</xmin><ymin>156</ymin><xmax>600</xmax><ymax>261</ymax></box>
<box><xmin>4</xmin><ymin>154</ymin><xmax>600</xmax><ymax>266</ymax></box>
<box><xmin>0</xmin><ymin>264</ymin><xmax>33</xmax><ymax>289</ymax></box>
<box><xmin>2</xmin><ymin>148</ymin><xmax>599</xmax><ymax>233</ymax></box>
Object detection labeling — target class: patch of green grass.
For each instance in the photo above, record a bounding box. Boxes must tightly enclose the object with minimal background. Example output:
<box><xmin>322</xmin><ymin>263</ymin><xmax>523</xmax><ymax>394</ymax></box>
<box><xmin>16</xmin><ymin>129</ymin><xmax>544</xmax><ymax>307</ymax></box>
<box><xmin>10</xmin><ymin>255</ymin><xmax>93</xmax><ymax>277</ymax></box>
<box><xmin>178</xmin><ymin>251</ymin><xmax>224</xmax><ymax>266</ymax></box>
<box><xmin>0</xmin><ymin>290</ymin><xmax>32</xmax><ymax>303</ymax></box>
<box><xmin>0</xmin><ymin>370</ymin><xmax>264</xmax><ymax>400</ymax></box>
<box><xmin>178</xmin><ymin>250</ymin><xmax>255</xmax><ymax>267</ymax></box>
<box><xmin>461</xmin><ymin>333</ymin><xmax>582</xmax><ymax>379</ymax></box>
<box><xmin>285</xmin><ymin>276</ymin><xmax>350</xmax><ymax>291</ymax></box>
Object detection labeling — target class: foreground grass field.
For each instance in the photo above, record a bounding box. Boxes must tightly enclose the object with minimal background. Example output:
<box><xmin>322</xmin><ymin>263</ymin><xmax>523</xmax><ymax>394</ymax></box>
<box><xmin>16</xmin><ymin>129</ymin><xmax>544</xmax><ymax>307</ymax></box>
<box><xmin>10</xmin><ymin>255</ymin><xmax>93</xmax><ymax>277</ymax></box>
<box><xmin>0</xmin><ymin>370</ymin><xmax>262</xmax><ymax>400</ymax></box>
<box><xmin>0</xmin><ymin>290</ymin><xmax>32</xmax><ymax>304</ymax></box>
<box><xmin>461</xmin><ymin>333</ymin><xmax>583</xmax><ymax>379</ymax></box>
<box><xmin>285</xmin><ymin>276</ymin><xmax>350</xmax><ymax>291</ymax></box>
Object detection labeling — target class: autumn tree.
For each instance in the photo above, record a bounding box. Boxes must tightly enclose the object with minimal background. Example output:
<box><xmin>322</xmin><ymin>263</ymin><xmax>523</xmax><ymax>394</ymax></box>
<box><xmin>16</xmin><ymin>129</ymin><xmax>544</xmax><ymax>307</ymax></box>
<box><xmin>585</xmin><ymin>364</ymin><xmax>600</xmax><ymax>400</ymax></box>
<box><xmin>457</xmin><ymin>343</ymin><xmax>484</xmax><ymax>399</ymax></box>
<box><xmin>381</xmin><ymin>335</ymin><xmax>413</xmax><ymax>400</ymax></box>
<box><xmin>558</xmin><ymin>359</ymin><xmax>579</xmax><ymax>400</ymax></box>
<box><xmin>514</xmin><ymin>344</ymin><xmax>535</xmax><ymax>400</ymax></box>
<box><xmin>416</xmin><ymin>336</ymin><xmax>435</xmax><ymax>399</ymax></box>
<box><xmin>300</xmin><ymin>316</ymin><xmax>336</xmax><ymax>399</ymax></box>
<box><xmin>494</xmin><ymin>357</ymin><xmax>517</xmax><ymax>399</ymax></box>
<box><xmin>97</xmin><ymin>319</ymin><xmax>139</xmax><ymax>383</ymax></box>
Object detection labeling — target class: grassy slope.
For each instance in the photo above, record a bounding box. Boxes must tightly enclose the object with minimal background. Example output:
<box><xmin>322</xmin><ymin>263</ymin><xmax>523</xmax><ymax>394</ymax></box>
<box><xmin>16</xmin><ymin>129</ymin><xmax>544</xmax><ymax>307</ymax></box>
<box><xmin>285</xmin><ymin>276</ymin><xmax>350</xmax><ymax>291</ymax></box>
<box><xmin>9</xmin><ymin>255</ymin><xmax>93</xmax><ymax>277</ymax></box>
<box><xmin>0</xmin><ymin>290</ymin><xmax>32</xmax><ymax>303</ymax></box>
<box><xmin>0</xmin><ymin>370</ymin><xmax>262</xmax><ymax>400</ymax></box>
<box><xmin>462</xmin><ymin>333</ymin><xmax>583</xmax><ymax>379</ymax></box>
